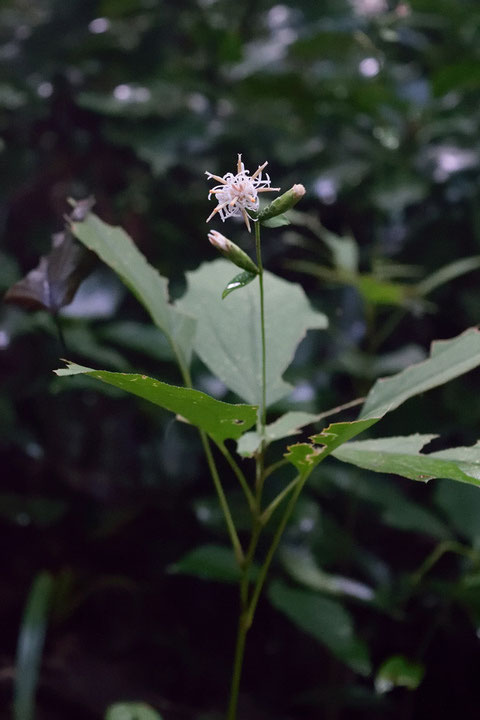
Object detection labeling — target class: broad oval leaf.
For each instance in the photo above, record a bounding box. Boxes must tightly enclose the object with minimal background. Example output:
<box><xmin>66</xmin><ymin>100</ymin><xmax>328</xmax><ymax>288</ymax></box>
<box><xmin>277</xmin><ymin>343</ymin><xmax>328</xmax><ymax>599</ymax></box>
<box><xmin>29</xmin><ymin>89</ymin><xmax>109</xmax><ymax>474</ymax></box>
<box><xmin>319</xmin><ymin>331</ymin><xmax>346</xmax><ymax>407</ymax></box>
<box><xmin>55</xmin><ymin>361</ymin><xmax>257</xmax><ymax>444</ymax></box>
<box><xmin>177</xmin><ymin>259</ymin><xmax>327</xmax><ymax>406</ymax></box>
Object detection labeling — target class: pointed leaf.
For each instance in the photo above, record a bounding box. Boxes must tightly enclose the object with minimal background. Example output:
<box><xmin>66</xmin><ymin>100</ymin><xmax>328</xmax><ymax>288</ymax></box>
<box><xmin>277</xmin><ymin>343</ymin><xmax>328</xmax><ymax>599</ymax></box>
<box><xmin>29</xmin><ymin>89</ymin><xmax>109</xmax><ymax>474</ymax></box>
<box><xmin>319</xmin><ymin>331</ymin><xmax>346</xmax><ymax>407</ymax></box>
<box><xmin>71</xmin><ymin>212</ymin><xmax>195</xmax><ymax>368</ymax></box>
<box><xmin>222</xmin><ymin>270</ymin><xmax>257</xmax><ymax>299</ymax></box>
<box><xmin>5</xmin><ymin>232</ymin><xmax>92</xmax><ymax>313</ymax></box>
<box><xmin>360</xmin><ymin>327</ymin><xmax>480</xmax><ymax>419</ymax></box>
<box><xmin>177</xmin><ymin>259</ymin><xmax>327</xmax><ymax>406</ymax></box>
<box><xmin>55</xmin><ymin>361</ymin><xmax>257</xmax><ymax>444</ymax></box>
<box><xmin>269</xmin><ymin>580</ymin><xmax>371</xmax><ymax>676</ymax></box>
<box><xmin>333</xmin><ymin>435</ymin><xmax>480</xmax><ymax>487</ymax></box>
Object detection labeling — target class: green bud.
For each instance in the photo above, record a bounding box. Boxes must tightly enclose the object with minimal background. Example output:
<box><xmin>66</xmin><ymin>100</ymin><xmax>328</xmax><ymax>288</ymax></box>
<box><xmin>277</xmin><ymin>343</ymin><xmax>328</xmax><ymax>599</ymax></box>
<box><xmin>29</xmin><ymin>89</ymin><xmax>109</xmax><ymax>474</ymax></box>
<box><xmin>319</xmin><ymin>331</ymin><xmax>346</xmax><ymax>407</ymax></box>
<box><xmin>258</xmin><ymin>183</ymin><xmax>306</xmax><ymax>222</ymax></box>
<box><xmin>208</xmin><ymin>230</ymin><xmax>259</xmax><ymax>275</ymax></box>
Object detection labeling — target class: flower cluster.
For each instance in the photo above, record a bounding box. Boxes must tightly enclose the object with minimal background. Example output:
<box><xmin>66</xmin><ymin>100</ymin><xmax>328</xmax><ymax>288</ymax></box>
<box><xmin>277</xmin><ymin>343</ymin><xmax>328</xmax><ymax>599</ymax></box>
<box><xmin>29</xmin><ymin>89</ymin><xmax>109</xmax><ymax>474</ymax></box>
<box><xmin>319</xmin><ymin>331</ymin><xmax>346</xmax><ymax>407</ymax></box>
<box><xmin>205</xmin><ymin>154</ymin><xmax>279</xmax><ymax>232</ymax></box>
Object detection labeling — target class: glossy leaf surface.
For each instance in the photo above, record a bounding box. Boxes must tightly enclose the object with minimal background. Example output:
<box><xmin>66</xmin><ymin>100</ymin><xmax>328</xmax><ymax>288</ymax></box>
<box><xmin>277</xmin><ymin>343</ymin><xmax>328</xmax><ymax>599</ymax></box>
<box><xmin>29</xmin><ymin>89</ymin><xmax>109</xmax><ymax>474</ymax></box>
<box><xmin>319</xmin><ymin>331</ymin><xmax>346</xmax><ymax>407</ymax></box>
<box><xmin>222</xmin><ymin>270</ymin><xmax>256</xmax><ymax>299</ymax></box>
<box><xmin>55</xmin><ymin>361</ymin><xmax>257</xmax><ymax>444</ymax></box>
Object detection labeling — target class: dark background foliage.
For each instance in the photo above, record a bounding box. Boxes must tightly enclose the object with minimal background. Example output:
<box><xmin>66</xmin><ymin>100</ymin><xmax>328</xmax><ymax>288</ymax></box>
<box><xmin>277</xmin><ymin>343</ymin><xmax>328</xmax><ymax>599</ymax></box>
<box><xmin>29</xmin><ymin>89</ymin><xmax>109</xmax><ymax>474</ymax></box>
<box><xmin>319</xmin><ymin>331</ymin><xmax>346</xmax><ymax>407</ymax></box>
<box><xmin>2</xmin><ymin>0</ymin><xmax>480</xmax><ymax>718</ymax></box>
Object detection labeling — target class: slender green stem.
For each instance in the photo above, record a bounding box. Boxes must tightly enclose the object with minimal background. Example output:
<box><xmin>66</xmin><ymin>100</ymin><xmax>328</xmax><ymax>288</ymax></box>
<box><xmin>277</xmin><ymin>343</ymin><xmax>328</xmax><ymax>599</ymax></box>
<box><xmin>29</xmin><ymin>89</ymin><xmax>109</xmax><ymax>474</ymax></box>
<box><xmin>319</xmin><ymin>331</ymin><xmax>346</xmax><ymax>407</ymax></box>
<box><xmin>411</xmin><ymin>540</ymin><xmax>480</xmax><ymax>587</ymax></box>
<box><xmin>246</xmin><ymin>471</ymin><xmax>308</xmax><ymax>627</ymax></box>
<box><xmin>199</xmin><ymin>431</ymin><xmax>244</xmax><ymax>566</ymax></box>
<box><xmin>217</xmin><ymin>442</ymin><xmax>256</xmax><ymax>512</ymax></box>
<box><xmin>226</xmin><ymin>612</ymin><xmax>249</xmax><ymax>720</ymax></box>
<box><xmin>264</xmin><ymin>457</ymin><xmax>289</xmax><ymax>480</ymax></box>
<box><xmin>171</xmin><ymin>340</ymin><xmax>244</xmax><ymax>566</ymax></box>
<box><xmin>255</xmin><ymin>221</ymin><xmax>267</xmax><ymax>430</ymax></box>
<box><xmin>260</xmin><ymin>474</ymin><xmax>303</xmax><ymax>524</ymax></box>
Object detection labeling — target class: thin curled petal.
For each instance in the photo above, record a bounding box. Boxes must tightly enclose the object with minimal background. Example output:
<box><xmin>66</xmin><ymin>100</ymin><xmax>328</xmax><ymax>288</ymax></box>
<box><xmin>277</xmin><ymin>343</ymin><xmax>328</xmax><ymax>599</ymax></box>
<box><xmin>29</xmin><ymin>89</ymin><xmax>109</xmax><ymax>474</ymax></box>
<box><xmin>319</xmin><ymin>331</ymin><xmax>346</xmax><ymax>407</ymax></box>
<box><xmin>205</xmin><ymin>156</ymin><xmax>280</xmax><ymax>232</ymax></box>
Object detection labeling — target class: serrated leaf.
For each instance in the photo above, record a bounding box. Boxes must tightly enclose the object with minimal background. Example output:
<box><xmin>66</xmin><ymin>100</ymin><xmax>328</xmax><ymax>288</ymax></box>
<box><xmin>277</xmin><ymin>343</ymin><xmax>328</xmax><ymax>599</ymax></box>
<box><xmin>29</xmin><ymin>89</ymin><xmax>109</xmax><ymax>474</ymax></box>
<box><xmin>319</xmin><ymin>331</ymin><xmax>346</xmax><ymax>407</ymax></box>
<box><xmin>359</xmin><ymin>327</ymin><xmax>480</xmax><ymax>420</ymax></box>
<box><xmin>176</xmin><ymin>259</ymin><xmax>327</xmax><ymax>406</ymax></box>
<box><xmin>71</xmin><ymin>212</ymin><xmax>195</xmax><ymax>369</ymax></box>
<box><xmin>285</xmin><ymin>418</ymin><xmax>378</xmax><ymax>472</ymax></box>
<box><xmin>222</xmin><ymin>270</ymin><xmax>257</xmax><ymax>299</ymax></box>
<box><xmin>169</xmin><ymin>544</ymin><xmax>259</xmax><ymax>584</ymax></box>
<box><xmin>268</xmin><ymin>580</ymin><xmax>371</xmax><ymax>676</ymax></box>
<box><xmin>54</xmin><ymin>361</ymin><xmax>257</xmax><ymax>444</ymax></box>
<box><xmin>332</xmin><ymin>435</ymin><xmax>480</xmax><ymax>487</ymax></box>
<box><xmin>105</xmin><ymin>703</ymin><xmax>163</xmax><ymax>720</ymax></box>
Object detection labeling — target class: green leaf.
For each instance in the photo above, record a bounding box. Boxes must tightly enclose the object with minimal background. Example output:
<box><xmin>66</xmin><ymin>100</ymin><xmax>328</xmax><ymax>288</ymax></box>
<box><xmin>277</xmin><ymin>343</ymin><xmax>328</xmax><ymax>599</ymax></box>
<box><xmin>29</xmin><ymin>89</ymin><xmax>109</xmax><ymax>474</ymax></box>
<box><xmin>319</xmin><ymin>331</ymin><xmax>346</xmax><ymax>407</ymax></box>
<box><xmin>105</xmin><ymin>703</ymin><xmax>163</xmax><ymax>720</ymax></box>
<box><xmin>360</xmin><ymin>328</ymin><xmax>480</xmax><ymax>419</ymax></box>
<box><xmin>169</xmin><ymin>544</ymin><xmax>258</xmax><ymax>584</ymax></box>
<box><xmin>177</xmin><ymin>259</ymin><xmax>327</xmax><ymax>406</ymax></box>
<box><xmin>268</xmin><ymin>580</ymin><xmax>371</xmax><ymax>676</ymax></box>
<box><xmin>54</xmin><ymin>361</ymin><xmax>257</xmax><ymax>444</ymax></box>
<box><xmin>375</xmin><ymin>655</ymin><xmax>425</xmax><ymax>694</ymax></box>
<box><xmin>71</xmin><ymin>212</ymin><xmax>195</xmax><ymax>370</ymax></box>
<box><xmin>280</xmin><ymin>546</ymin><xmax>374</xmax><ymax>601</ymax></box>
<box><xmin>285</xmin><ymin>418</ymin><xmax>378</xmax><ymax>472</ymax></box>
<box><xmin>261</xmin><ymin>213</ymin><xmax>291</xmax><ymax>228</ymax></box>
<box><xmin>237</xmin><ymin>410</ymin><xmax>319</xmax><ymax>456</ymax></box>
<box><xmin>222</xmin><ymin>270</ymin><xmax>257</xmax><ymax>299</ymax></box>
<box><xmin>14</xmin><ymin>572</ymin><xmax>54</xmax><ymax>720</ymax></box>
<box><xmin>332</xmin><ymin>435</ymin><xmax>480</xmax><ymax>487</ymax></box>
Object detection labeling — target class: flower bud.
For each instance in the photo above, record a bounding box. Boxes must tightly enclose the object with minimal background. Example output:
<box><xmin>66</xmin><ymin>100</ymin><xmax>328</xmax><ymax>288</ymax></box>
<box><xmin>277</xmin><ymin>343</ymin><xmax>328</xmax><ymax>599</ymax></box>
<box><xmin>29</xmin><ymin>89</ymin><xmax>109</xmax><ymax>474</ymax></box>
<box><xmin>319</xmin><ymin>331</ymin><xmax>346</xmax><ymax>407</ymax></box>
<box><xmin>208</xmin><ymin>230</ymin><xmax>259</xmax><ymax>275</ymax></box>
<box><xmin>258</xmin><ymin>184</ymin><xmax>306</xmax><ymax>222</ymax></box>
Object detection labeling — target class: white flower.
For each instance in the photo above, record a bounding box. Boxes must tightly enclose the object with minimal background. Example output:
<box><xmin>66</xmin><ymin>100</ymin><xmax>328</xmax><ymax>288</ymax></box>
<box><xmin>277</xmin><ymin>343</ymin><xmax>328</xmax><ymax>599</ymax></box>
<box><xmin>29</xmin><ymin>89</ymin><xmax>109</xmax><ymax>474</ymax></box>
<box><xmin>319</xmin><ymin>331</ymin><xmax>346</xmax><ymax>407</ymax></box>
<box><xmin>205</xmin><ymin>154</ymin><xmax>280</xmax><ymax>232</ymax></box>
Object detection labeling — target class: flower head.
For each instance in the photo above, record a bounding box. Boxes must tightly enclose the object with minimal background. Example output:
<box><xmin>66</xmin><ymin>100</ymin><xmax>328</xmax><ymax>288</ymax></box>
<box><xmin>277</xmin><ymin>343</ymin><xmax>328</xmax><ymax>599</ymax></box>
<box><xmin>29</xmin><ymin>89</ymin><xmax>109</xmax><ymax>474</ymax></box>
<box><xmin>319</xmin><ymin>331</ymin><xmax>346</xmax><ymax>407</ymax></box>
<box><xmin>205</xmin><ymin>154</ymin><xmax>280</xmax><ymax>232</ymax></box>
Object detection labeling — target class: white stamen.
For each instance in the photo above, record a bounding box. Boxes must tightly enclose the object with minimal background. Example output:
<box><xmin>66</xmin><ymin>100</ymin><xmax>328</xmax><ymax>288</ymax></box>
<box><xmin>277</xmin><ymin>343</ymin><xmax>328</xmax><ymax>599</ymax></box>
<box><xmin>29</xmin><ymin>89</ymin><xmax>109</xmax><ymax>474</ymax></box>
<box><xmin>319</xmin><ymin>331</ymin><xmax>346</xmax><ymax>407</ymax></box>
<box><xmin>205</xmin><ymin>155</ymin><xmax>280</xmax><ymax>232</ymax></box>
